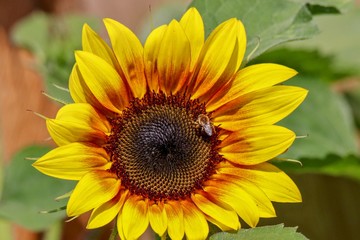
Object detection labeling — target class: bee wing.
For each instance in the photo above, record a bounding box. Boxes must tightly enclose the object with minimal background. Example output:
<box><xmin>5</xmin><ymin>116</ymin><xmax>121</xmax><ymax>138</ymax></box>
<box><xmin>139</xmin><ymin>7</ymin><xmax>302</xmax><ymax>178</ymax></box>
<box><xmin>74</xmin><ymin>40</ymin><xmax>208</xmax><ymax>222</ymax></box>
<box><xmin>203</xmin><ymin>124</ymin><xmax>213</xmax><ymax>136</ymax></box>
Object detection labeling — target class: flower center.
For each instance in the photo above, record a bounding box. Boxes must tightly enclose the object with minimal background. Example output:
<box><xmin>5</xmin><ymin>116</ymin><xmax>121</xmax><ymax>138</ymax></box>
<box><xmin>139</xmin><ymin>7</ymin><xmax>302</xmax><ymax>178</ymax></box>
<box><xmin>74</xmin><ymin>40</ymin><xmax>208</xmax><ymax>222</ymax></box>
<box><xmin>107</xmin><ymin>92</ymin><xmax>223</xmax><ymax>201</ymax></box>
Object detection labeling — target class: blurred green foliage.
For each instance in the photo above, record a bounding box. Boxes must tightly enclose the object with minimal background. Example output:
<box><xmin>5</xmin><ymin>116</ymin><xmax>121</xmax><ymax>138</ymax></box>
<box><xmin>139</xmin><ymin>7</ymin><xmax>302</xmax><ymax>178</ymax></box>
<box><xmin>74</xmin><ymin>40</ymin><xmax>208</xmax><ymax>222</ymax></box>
<box><xmin>11</xmin><ymin>12</ymin><xmax>99</xmax><ymax>104</ymax></box>
<box><xmin>190</xmin><ymin>0</ymin><xmax>353</xmax><ymax>62</ymax></box>
<box><xmin>210</xmin><ymin>224</ymin><xmax>308</xmax><ymax>240</ymax></box>
<box><xmin>288</xmin><ymin>7</ymin><xmax>360</xmax><ymax>75</ymax></box>
<box><xmin>0</xmin><ymin>146</ymin><xmax>75</xmax><ymax>230</ymax></box>
<box><xmin>280</xmin><ymin>76</ymin><xmax>357</xmax><ymax>159</ymax></box>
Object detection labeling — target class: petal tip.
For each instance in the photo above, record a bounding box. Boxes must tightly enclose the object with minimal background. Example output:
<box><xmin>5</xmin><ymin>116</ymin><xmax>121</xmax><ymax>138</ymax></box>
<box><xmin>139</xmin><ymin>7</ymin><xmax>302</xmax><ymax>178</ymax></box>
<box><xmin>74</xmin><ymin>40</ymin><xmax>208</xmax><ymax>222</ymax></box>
<box><xmin>185</xmin><ymin>7</ymin><xmax>201</xmax><ymax>16</ymax></box>
<box><xmin>82</xmin><ymin>23</ymin><xmax>90</xmax><ymax>30</ymax></box>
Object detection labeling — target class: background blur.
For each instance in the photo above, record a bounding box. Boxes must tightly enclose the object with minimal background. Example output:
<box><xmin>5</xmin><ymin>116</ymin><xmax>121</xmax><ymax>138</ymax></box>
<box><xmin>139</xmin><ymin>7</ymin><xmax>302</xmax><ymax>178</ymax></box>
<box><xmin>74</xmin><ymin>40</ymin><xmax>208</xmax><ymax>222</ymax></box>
<box><xmin>1</xmin><ymin>0</ymin><xmax>360</xmax><ymax>239</ymax></box>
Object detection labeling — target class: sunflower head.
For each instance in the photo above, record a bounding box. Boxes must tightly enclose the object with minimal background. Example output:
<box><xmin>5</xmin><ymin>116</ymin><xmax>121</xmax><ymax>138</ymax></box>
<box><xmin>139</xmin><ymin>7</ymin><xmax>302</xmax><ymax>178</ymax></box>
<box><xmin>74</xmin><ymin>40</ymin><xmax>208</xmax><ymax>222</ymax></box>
<box><xmin>33</xmin><ymin>7</ymin><xmax>307</xmax><ymax>240</ymax></box>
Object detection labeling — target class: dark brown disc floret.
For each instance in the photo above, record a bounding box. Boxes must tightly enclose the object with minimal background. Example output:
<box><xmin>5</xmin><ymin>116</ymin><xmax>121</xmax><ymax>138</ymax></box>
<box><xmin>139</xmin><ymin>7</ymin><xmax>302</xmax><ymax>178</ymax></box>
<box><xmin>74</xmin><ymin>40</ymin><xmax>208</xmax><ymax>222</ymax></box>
<box><xmin>107</xmin><ymin>92</ymin><xmax>223</xmax><ymax>201</ymax></box>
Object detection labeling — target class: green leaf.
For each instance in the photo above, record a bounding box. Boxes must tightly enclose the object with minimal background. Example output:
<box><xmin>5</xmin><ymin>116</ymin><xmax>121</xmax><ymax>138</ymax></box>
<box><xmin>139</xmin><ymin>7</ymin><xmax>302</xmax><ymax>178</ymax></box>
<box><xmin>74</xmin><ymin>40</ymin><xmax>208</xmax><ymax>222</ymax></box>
<box><xmin>287</xmin><ymin>7</ymin><xmax>360</xmax><ymax>76</ymax></box>
<box><xmin>250</xmin><ymin>48</ymin><xmax>354</xmax><ymax>82</ymax></box>
<box><xmin>189</xmin><ymin>0</ymin><xmax>350</xmax><ymax>61</ymax></box>
<box><xmin>345</xmin><ymin>88</ymin><xmax>360</xmax><ymax>128</ymax></box>
<box><xmin>0</xmin><ymin>146</ymin><xmax>75</xmax><ymax>231</ymax></box>
<box><xmin>280</xmin><ymin>76</ymin><xmax>358</xmax><ymax>159</ymax></box>
<box><xmin>276</xmin><ymin>155</ymin><xmax>360</xmax><ymax>182</ymax></box>
<box><xmin>210</xmin><ymin>224</ymin><xmax>308</xmax><ymax>240</ymax></box>
<box><xmin>298</xmin><ymin>0</ymin><xmax>353</xmax><ymax>14</ymax></box>
<box><xmin>138</xmin><ymin>2</ymin><xmax>189</xmax><ymax>42</ymax></box>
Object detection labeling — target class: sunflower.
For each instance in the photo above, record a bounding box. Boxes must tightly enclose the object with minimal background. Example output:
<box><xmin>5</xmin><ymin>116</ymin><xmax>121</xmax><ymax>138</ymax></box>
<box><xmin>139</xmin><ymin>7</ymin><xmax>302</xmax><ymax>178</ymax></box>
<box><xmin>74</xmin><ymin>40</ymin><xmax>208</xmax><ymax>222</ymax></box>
<box><xmin>33</xmin><ymin>7</ymin><xmax>307</xmax><ymax>240</ymax></box>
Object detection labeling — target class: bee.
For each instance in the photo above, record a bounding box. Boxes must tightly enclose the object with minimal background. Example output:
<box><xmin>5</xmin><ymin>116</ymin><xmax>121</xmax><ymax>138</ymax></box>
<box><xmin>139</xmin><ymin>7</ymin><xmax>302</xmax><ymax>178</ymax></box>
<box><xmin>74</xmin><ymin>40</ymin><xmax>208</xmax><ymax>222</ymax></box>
<box><xmin>197</xmin><ymin>114</ymin><xmax>215</xmax><ymax>137</ymax></box>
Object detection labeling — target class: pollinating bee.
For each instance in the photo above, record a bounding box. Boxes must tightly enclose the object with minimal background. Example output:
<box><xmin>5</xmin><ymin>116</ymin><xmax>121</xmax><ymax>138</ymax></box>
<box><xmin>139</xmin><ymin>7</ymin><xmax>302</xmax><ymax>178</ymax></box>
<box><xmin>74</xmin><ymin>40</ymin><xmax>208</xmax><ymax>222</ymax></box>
<box><xmin>196</xmin><ymin>114</ymin><xmax>215</xmax><ymax>137</ymax></box>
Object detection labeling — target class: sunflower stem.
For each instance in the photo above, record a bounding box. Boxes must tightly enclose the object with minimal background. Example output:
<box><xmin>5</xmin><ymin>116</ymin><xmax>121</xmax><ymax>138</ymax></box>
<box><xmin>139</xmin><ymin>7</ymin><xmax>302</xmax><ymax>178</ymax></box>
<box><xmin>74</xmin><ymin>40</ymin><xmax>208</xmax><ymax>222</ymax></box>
<box><xmin>109</xmin><ymin>224</ymin><xmax>118</xmax><ymax>240</ymax></box>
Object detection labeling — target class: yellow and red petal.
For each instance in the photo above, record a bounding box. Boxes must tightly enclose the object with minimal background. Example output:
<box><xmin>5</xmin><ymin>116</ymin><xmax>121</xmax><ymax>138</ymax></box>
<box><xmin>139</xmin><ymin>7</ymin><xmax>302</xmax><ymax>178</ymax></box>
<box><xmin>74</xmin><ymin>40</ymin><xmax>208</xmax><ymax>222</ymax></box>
<box><xmin>104</xmin><ymin>18</ymin><xmax>147</xmax><ymax>99</ymax></box>
<box><xmin>206</xmin><ymin>63</ymin><xmax>298</xmax><ymax>111</ymax></box>
<box><xmin>212</xmin><ymin>171</ymin><xmax>276</xmax><ymax>218</ymax></box>
<box><xmin>69</xmin><ymin>64</ymin><xmax>110</xmax><ymax>114</ymax></box>
<box><xmin>32</xmin><ymin>142</ymin><xmax>110</xmax><ymax>181</ymax></box>
<box><xmin>157</xmin><ymin>20</ymin><xmax>191</xmax><ymax>95</ymax></box>
<box><xmin>203</xmin><ymin>178</ymin><xmax>259</xmax><ymax>227</ymax></box>
<box><xmin>218</xmin><ymin>161</ymin><xmax>301</xmax><ymax>203</ymax></box>
<box><xmin>116</xmin><ymin>210</ymin><xmax>126</xmax><ymax>240</ymax></box>
<box><xmin>87</xmin><ymin>190</ymin><xmax>128</xmax><ymax>229</ymax></box>
<box><xmin>213</xmin><ymin>86</ymin><xmax>308</xmax><ymax>130</ymax></box>
<box><xmin>46</xmin><ymin>103</ymin><xmax>110</xmax><ymax>146</ymax></box>
<box><xmin>67</xmin><ymin>170</ymin><xmax>120</xmax><ymax>217</ymax></box>
<box><xmin>144</xmin><ymin>25</ymin><xmax>167</xmax><ymax>93</ymax></box>
<box><xmin>179</xmin><ymin>7</ymin><xmax>204</xmax><ymax>70</ymax></box>
<box><xmin>232</xmin><ymin>179</ymin><xmax>276</xmax><ymax>218</ymax></box>
<box><xmin>191</xmin><ymin>192</ymin><xmax>240</xmax><ymax>231</ymax></box>
<box><xmin>164</xmin><ymin>201</ymin><xmax>185</xmax><ymax>240</ymax></box>
<box><xmin>219</xmin><ymin>125</ymin><xmax>295</xmax><ymax>165</ymax></box>
<box><xmin>120</xmin><ymin>195</ymin><xmax>149</xmax><ymax>240</ymax></box>
<box><xmin>75</xmin><ymin>51</ymin><xmax>129</xmax><ymax>113</ymax></box>
<box><xmin>55</xmin><ymin>103</ymin><xmax>110</xmax><ymax>132</ymax></box>
<box><xmin>181</xmin><ymin>200</ymin><xmax>209</xmax><ymax>240</ymax></box>
<box><xmin>82</xmin><ymin>24</ymin><xmax>119</xmax><ymax>69</ymax></box>
<box><xmin>190</xmin><ymin>18</ymin><xmax>246</xmax><ymax>101</ymax></box>
<box><xmin>236</xmin><ymin>64</ymin><xmax>298</xmax><ymax>94</ymax></box>
<box><xmin>148</xmin><ymin>202</ymin><xmax>167</xmax><ymax>237</ymax></box>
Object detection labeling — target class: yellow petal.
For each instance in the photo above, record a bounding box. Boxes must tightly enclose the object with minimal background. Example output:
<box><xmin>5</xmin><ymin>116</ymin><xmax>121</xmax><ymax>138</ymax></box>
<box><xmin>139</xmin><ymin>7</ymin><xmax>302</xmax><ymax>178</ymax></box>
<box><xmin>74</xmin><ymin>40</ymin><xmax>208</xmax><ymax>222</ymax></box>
<box><xmin>55</xmin><ymin>103</ymin><xmax>110</xmax><ymax>131</ymax></box>
<box><xmin>191</xmin><ymin>192</ymin><xmax>240</xmax><ymax>231</ymax></box>
<box><xmin>148</xmin><ymin>202</ymin><xmax>167</xmax><ymax>237</ymax></box>
<box><xmin>190</xmin><ymin>18</ymin><xmax>246</xmax><ymax>101</ymax></box>
<box><xmin>32</xmin><ymin>142</ymin><xmax>111</xmax><ymax>180</ymax></box>
<box><xmin>75</xmin><ymin>51</ymin><xmax>129</xmax><ymax>113</ymax></box>
<box><xmin>164</xmin><ymin>201</ymin><xmax>184</xmax><ymax>240</ymax></box>
<box><xmin>206</xmin><ymin>64</ymin><xmax>298</xmax><ymax>112</ymax></box>
<box><xmin>204</xmin><ymin>178</ymin><xmax>259</xmax><ymax>227</ymax></box>
<box><xmin>67</xmin><ymin>170</ymin><xmax>120</xmax><ymax>216</ymax></box>
<box><xmin>104</xmin><ymin>18</ymin><xmax>146</xmax><ymax>99</ymax></box>
<box><xmin>69</xmin><ymin>64</ymin><xmax>86</xmax><ymax>103</ymax></box>
<box><xmin>121</xmin><ymin>195</ymin><xmax>149</xmax><ymax>240</ymax></box>
<box><xmin>157</xmin><ymin>20</ymin><xmax>191</xmax><ymax>94</ymax></box>
<box><xmin>219</xmin><ymin>162</ymin><xmax>301</xmax><ymax>203</ymax></box>
<box><xmin>232</xmin><ymin>179</ymin><xmax>276</xmax><ymax>218</ymax></box>
<box><xmin>180</xmin><ymin>7</ymin><xmax>204</xmax><ymax>69</ymax></box>
<box><xmin>46</xmin><ymin>103</ymin><xmax>110</xmax><ymax>146</ymax></box>
<box><xmin>69</xmin><ymin>64</ymin><xmax>108</xmax><ymax>114</ymax></box>
<box><xmin>144</xmin><ymin>25</ymin><xmax>167</xmax><ymax>93</ymax></box>
<box><xmin>117</xmin><ymin>213</ymin><xmax>126</xmax><ymax>240</ymax></box>
<box><xmin>213</xmin><ymin>169</ymin><xmax>276</xmax><ymax>218</ymax></box>
<box><xmin>219</xmin><ymin>125</ymin><xmax>295</xmax><ymax>165</ymax></box>
<box><xmin>87</xmin><ymin>190</ymin><xmax>128</xmax><ymax>229</ymax></box>
<box><xmin>213</xmin><ymin>86</ymin><xmax>308</xmax><ymax>130</ymax></box>
<box><xmin>181</xmin><ymin>200</ymin><xmax>208</xmax><ymax>240</ymax></box>
<box><xmin>82</xmin><ymin>23</ymin><xmax>119</xmax><ymax>69</ymax></box>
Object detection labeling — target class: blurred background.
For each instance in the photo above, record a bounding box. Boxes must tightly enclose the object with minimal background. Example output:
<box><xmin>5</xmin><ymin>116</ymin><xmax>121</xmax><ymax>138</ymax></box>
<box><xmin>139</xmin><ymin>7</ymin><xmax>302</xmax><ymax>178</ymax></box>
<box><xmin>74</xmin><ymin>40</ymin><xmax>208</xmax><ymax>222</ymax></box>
<box><xmin>0</xmin><ymin>0</ymin><xmax>359</xmax><ymax>239</ymax></box>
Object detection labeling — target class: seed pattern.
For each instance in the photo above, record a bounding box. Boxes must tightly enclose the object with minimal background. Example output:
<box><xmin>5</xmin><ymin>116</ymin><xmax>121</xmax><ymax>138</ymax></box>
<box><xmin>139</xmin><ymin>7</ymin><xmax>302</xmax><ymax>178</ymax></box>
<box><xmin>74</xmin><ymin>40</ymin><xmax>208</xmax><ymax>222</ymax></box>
<box><xmin>107</xmin><ymin>92</ymin><xmax>223</xmax><ymax>201</ymax></box>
